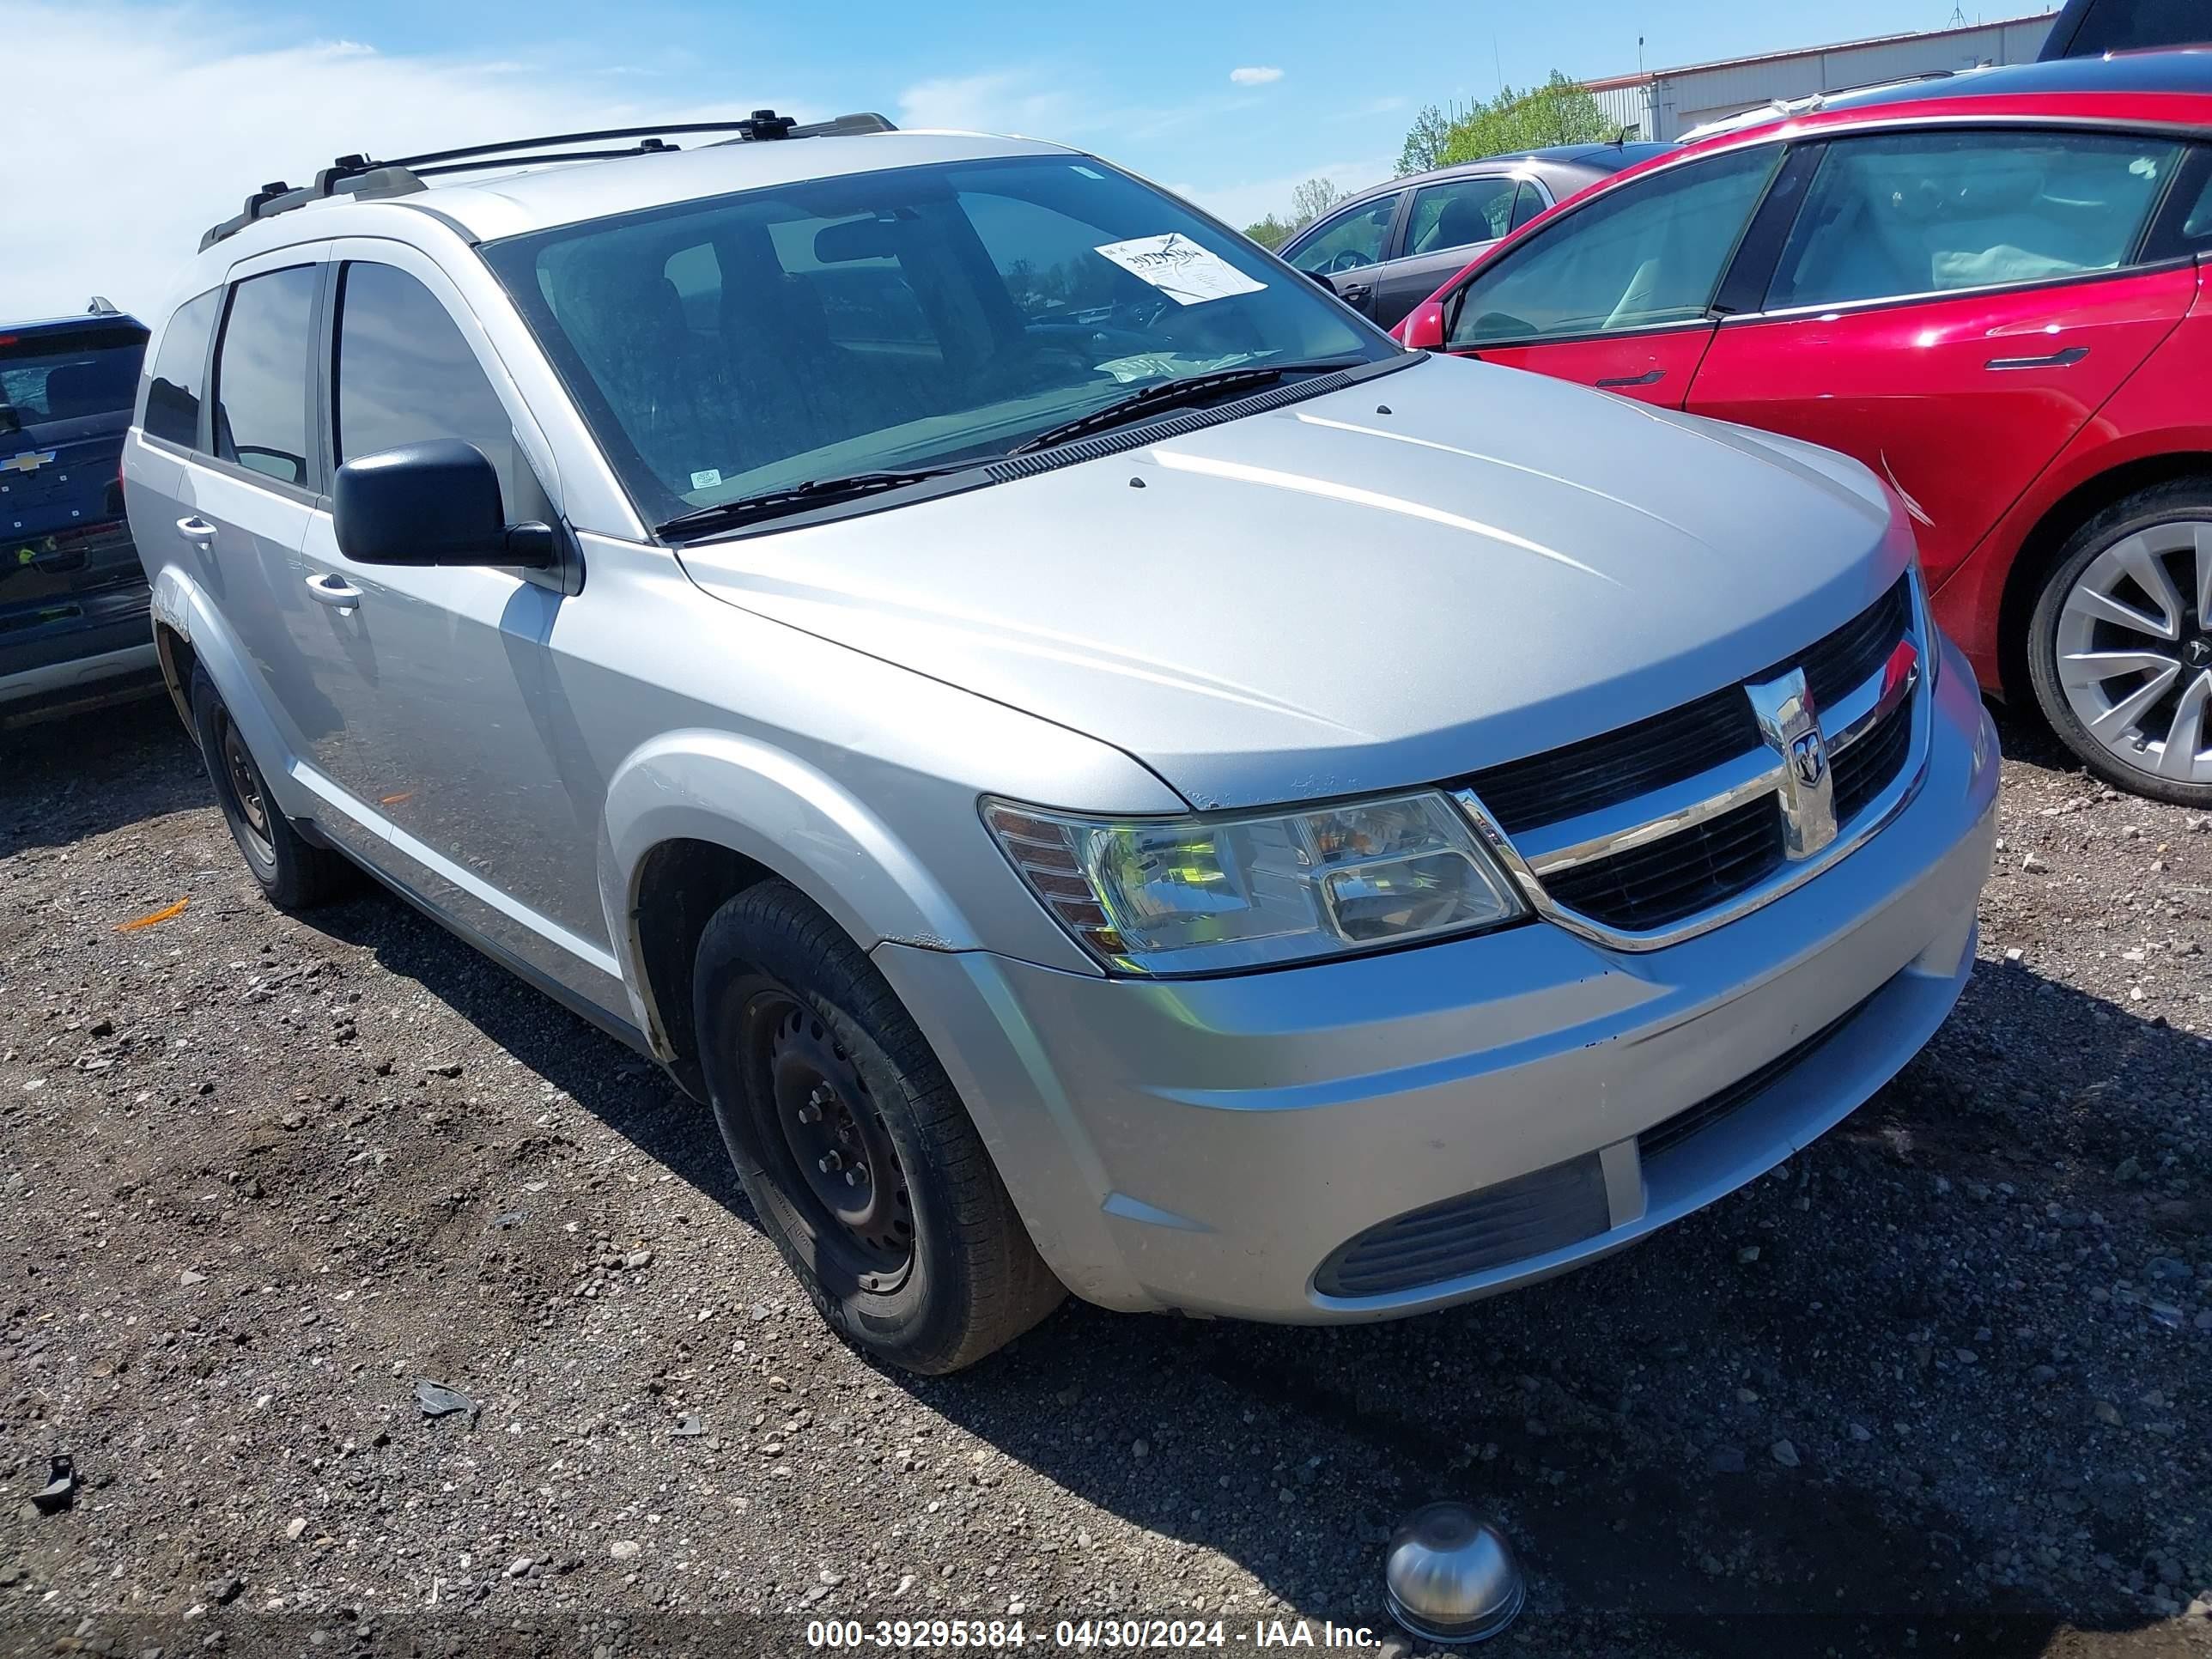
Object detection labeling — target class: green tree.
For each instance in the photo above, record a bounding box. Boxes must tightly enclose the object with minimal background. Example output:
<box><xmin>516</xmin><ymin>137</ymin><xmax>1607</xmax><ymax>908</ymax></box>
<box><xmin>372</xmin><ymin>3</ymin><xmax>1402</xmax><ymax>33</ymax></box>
<box><xmin>1242</xmin><ymin>176</ymin><xmax>1359</xmax><ymax>251</ymax></box>
<box><xmin>1288</xmin><ymin>176</ymin><xmax>1347</xmax><ymax>228</ymax></box>
<box><xmin>1436</xmin><ymin>72</ymin><xmax>1616</xmax><ymax>167</ymax></box>
<box><xmin>1397</xmin><ymin>104</ymin><xmax>1452</xmax><ymax>175</ymax></box>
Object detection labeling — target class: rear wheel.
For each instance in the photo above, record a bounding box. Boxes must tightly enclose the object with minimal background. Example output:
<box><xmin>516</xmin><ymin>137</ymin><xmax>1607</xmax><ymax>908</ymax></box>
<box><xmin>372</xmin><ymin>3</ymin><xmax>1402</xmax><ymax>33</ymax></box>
<box><xmin>2027</xmin><ymin>480</ymin><xmax>2212</xmax><ymax>808</ymax></box>
<box><xmin>189</xmin><ymin>665</ymin><xmax>353</xmax><ymax>908</ymax></box>
<box><xmin>692</xmin><ymin>880</ymin><xmax>1063</xmax><ymax>1373</ymax></box>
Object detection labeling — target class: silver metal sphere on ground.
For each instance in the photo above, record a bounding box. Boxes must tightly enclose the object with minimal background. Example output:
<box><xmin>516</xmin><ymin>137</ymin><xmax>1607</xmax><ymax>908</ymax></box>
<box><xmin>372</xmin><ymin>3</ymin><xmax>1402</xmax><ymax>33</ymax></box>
<box><xmin>1383</xmin><ymin>1502</ymin><xmax>1525</xmax><ymax>1644</ymax></box>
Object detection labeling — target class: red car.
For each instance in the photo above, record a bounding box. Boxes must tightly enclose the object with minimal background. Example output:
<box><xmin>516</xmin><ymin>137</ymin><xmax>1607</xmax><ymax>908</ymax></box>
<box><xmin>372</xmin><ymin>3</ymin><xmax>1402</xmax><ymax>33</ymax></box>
<box><xmin>1396</xmin><ymin>51</ymin><xmax>2212</xmax><ymax>805</ymax></box>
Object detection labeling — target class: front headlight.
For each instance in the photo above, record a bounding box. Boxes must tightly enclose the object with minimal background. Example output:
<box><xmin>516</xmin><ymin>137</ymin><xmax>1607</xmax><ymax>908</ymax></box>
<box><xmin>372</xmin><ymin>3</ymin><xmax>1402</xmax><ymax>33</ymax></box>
<box><xmin>983</xmin><ymin>791</ymin><xmax>1526</xmax><ymax>975</ymax></box>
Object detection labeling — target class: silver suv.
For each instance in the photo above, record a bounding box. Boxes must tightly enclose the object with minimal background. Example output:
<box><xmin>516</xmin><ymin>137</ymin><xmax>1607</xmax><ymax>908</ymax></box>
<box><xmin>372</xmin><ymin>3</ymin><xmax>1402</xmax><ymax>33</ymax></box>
<box><xmin>125</xmin><ymin>112</ymin><xmax>1999</xmax><ymax>1372</ymax></box>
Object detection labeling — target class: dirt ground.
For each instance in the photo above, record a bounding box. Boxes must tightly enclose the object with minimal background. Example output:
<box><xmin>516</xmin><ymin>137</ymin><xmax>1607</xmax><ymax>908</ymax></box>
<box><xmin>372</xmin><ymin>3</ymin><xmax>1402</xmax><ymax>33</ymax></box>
<box><xmin>1</xmin><ymin>696</ymin><xmax>2209</xmax><ymax>1659</ymax></box>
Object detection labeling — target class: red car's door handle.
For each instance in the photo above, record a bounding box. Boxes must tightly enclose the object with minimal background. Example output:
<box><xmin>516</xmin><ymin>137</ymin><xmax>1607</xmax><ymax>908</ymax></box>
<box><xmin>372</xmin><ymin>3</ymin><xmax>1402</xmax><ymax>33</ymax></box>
<box><xmin>1595</xmin><ymin>368</ymin><xmax>1665</xmax><ymax>388</ymax></box>
<box><xmin>1986</xmin><ymin>346</ymin><xmax>2088</xmax><ymax>371</ymax></box>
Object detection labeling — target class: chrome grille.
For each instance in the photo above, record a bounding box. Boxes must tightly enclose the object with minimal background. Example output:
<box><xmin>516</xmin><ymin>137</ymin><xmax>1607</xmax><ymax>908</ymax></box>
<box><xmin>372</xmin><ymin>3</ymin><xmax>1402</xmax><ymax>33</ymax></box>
<box><xmin>1541</xmin><ymin>796</ymin><xmax>1783</xmax><ymax>932</ymax></box>
<box><xmin>1786</xmin><ymin>578</ymin><xmax>1912</xmax><ymax>710</ymax></box>
<box><xmin>1459</xmin><ymin>574</ymin><xmax>1927</xmax><ymax>950</ymax></box>
<box><xmin>1469</xmin><ymin>687</ymin><xmax>1758</xmax><ymax>835</ymax></box>
<box><xmin>1831</xmin><ymin>685</ymin><xmax>1914</xmax><ymax>823</ymax></box>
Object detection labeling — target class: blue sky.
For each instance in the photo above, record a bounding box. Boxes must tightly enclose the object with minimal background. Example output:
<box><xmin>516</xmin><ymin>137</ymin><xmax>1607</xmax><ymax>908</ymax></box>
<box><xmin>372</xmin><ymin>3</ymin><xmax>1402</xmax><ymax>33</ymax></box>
<box><xmin>10</xmin><ymin>0</ymin><xmax>2046</xmax><ymax>316</ymax></box>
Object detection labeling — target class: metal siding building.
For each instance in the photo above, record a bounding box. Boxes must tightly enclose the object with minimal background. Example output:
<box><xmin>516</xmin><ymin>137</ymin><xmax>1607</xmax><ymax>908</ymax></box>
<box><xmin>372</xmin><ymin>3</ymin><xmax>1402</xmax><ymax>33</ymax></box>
<box><xmin>1588</xmin><ymin>14</ymin><xmax>2059</xmax><ymax>141</ymax></box>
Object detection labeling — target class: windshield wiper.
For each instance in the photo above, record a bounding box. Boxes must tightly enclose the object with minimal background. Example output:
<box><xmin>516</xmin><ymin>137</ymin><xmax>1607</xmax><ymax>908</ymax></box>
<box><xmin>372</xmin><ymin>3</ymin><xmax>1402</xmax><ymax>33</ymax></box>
<box><xmin>1010</xmin><ymin>362</ymin><xmax>1355</xmax><ymax>456</ymax></box>
<box><xmin>654</xmin><ymin>459</ymin><xmax>990</xmax><ymax>541</ymax></box>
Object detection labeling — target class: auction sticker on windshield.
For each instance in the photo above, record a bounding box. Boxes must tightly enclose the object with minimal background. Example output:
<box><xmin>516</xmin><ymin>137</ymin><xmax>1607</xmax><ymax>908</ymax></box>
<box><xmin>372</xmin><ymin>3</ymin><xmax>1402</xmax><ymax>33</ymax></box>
<box><xmin>1092</xmin><ymin>234</ymin><xmax>1266</xmax><ymax>306</ymax></box>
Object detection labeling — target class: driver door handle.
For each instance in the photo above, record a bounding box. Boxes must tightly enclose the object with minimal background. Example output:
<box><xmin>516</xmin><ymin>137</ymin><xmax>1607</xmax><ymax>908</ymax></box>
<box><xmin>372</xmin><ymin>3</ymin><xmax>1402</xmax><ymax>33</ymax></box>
<box><xmin>306</xmin><ymin>572</ymin><xmax>362</xmax><ymax>610</ymax></box>
<box><xmin>1986</xmin><ymin>345</ymin><xmax>2087</xmax><ymax>371</ymax></box>
<box><xmin>1595</xmin><ymin>368</ymin><xmax>1666</xmax><ymax>388</ymax></box>
<box><xmin>1338</xmin><ymin>283</ymin><xmax>1373</xmax><ymax>302</ymax></box>
<box><xmin>176</xmin><ymin>515</ymin><xmax>216</xmax><ymax>544</ymax></box>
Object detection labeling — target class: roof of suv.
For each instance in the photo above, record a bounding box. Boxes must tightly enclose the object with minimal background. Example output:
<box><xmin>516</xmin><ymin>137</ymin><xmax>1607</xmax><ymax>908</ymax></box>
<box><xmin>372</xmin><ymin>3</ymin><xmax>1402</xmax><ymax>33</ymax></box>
<box><xmin>3</xmin><ymin>311</ymin><xmax>147</xmax><ymax>338</ymax></box>
<box><xmin>400</xmin><ymin>129</ymin><xmax>1069</xmax><ymax>243</ymax></box>
<box><xmin>1322</xmin><ymin>143</ymin><xmax>1668</xmax><ymax>215</ymax></box>
<box><xmin>191</xmin><ymin>125</ymin><xmax>1071</xmax><ymax>269</ymax></box>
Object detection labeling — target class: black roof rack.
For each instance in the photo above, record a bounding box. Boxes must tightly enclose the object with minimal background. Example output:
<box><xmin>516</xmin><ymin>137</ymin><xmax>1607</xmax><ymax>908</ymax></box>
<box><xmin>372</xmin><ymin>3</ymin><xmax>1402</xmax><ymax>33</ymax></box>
<box><xmin>198</xmin><ymin>109</ymin><xmax>897</xmax><ymax>252</ymax></box>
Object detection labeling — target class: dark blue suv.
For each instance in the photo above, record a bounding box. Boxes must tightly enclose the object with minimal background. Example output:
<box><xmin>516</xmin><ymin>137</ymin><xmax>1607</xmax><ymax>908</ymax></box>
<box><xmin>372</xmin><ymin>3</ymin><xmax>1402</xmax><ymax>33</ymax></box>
<box><xmin>2</xmin><ymin>306</ymin><xmax>158</xmax><ymax>723</ymax></box>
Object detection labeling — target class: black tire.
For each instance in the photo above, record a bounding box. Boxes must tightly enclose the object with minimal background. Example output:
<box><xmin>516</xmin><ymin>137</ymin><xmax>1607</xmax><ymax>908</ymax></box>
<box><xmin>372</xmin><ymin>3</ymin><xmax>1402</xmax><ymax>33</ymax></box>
<box><xmin>188</xmin><ymin>665</ymin><xmax>354</xmax><ymax>909</ymax></box>
<box><xmin>2026</xmin><ymin>477</ymin><xmax>2212</xmax><ymax>810</ymax></box>
<box><xmin>692</xmin><ymin>880</ymin><xmax>1063</xmax><ymax>1373</ymax></box>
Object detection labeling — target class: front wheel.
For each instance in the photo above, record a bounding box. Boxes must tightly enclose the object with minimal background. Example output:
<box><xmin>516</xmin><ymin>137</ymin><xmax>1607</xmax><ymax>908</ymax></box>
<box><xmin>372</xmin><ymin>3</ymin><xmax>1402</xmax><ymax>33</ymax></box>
<box><xmin>692</xmin><ymin>881</ymin><xmax>1064</xmax><ymax>1373</ymax></box>
<box><xmin>2027</xmin><ymin>480</ymin><xmax>2212</xmax><ymax>808</ymax></box>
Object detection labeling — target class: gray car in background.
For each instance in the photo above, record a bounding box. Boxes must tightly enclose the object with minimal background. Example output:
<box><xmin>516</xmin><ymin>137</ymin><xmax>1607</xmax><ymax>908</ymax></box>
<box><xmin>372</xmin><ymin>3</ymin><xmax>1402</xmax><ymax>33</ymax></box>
<box><xmin>1279</xmin><ymin>143</ymin><xmax>1671</xmax><ymax>327</ymax></box>
<box><xmin>123</xmin><ymin>113</ymin><xmax>1996</xmax><ymax>1373</ymax></box>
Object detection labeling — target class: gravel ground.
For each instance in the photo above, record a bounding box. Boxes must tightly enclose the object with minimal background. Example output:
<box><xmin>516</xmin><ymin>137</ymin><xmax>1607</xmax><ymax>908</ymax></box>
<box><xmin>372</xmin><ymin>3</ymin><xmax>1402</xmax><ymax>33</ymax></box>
<box><xmin>1</xmin><ymin>699</ymin><xmax>2209</xmax><ymax>1659</ymax></box>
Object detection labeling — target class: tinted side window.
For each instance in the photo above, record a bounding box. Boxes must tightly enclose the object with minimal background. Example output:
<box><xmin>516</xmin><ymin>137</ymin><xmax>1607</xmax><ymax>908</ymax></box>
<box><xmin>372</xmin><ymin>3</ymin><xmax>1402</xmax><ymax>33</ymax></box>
<box><xmin>1510</xmin><ymin>181</ymin><xmax>1547</xmax><ymax>232</ymax></box>
<box><xmin>214</xmin><ymin>267</ymin><xmax>317</xmax><ymax>487</ymax></box>
<box><xmin>1407</xmin><ymin>178</ymin><xmax>1520</xmax><ymax>256</ymax></box>
<box><xmin>1288</xmin><ymin>197</ymin><xmax>1400</xmax><ymax>273</ymax></box>
<box><xmin>335</xmin><ymin>263</ymin><xmax>521</xmax><ymax>510</ymax></box>
<box><xmin>143</xmin><ymin>290</ymin><xmax>219</xmax><ymax>447</ymax></box>
<box><xmin>1767</xmin><ymin>131</ymin><xmax>2180</xmax><ymax>310</ymax></box>
<box><xmin>2065</xmin><ymin>0</ymin><xmax>2212</xmax><ymax>52</ymax></box>
<box><xmin>2175</xmin><ymin>151</ymin><xmax>2212</xmax><ymax>249</ymax></box>
<box><xmin>1450</xmin><ymin>148</ymin><xmax>1778</xmax><ymax>346</ymax></box>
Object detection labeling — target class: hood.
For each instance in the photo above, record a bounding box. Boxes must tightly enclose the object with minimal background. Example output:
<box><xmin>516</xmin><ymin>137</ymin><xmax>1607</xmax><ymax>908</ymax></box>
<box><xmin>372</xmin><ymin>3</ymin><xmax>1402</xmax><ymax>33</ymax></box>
<box><xmin>678</xmin><ymin>355</ymin><xmax>1909</xmax><ymax>811</ymax></box>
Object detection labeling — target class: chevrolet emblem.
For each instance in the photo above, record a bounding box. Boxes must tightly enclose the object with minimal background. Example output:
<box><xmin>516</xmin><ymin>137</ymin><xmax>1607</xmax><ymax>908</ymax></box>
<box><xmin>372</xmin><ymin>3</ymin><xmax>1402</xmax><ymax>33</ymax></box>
<box><xmin>6</xmin><ymin>450</ymin><xmax>57</xmax><ymax>474</ymax></box>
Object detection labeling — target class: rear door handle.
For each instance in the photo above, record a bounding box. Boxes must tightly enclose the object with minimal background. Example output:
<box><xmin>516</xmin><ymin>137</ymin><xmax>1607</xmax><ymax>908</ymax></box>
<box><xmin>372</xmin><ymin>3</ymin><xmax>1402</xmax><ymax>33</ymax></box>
<box><xmin>1986</xmin><ymin>345</ymin><xmax>2088</xmax><ymax>371</ymax></box>
<box><xmin>176</xmin><ymin>515</ymin><xmax>216</xmax><ymax>544</ymax></box>
<box><xmin>1595</xmin><ymin>368</ymin><xmax>1665</xmax><ymax>388</ymax></box>
<box><xmin>306</xmin><ymin>572</ymin><xmax>362</xmax><ymax>610</ymax></box>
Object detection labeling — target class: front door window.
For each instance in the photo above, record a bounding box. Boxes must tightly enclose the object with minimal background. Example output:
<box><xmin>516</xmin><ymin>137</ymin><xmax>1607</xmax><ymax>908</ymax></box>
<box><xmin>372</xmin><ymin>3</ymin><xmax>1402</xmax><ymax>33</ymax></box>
<box><xmin>1449</xmin><ymin>148</ymin><xmax>1778</xmax><ymax>347</ymax></box>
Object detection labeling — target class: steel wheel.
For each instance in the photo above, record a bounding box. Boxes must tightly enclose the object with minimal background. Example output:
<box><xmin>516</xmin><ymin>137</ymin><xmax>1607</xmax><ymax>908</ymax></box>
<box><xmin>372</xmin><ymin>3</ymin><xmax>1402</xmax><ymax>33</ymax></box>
<box><xmin>747</xmin><ymin>989</ymin><xmax>914</xmax><ymax>1292</ymax></box>
<box><xmin>2052</xmin><ymin>518</ymin><xmax>2212</xmax><ymax>787</ymax></box>
<box><xmin>217</xmin><ymin>712</ymin><xmax>276</xmax><ymax>858</ymax></box>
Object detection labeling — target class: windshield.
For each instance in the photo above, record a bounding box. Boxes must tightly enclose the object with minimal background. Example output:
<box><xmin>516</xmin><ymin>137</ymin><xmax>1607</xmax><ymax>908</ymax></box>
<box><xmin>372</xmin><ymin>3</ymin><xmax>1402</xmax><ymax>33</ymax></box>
<box><xmin>483</xmin><ymin>154</ymin><xmax>1393</xmax><ymax>526</ymax></box>
<box><xmin>0</xmin><ymin>325</ymin><xmax>146</xmax><ymax>439</ymax></box>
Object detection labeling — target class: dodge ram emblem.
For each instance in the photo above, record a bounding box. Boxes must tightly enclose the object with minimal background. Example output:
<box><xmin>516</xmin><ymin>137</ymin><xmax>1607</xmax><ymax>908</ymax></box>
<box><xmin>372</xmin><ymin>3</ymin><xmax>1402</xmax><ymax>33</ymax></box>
<box><xmin>1791</xmin><ymin>730</ymin><xmax>1828</xmax><ymax>787</ymax></box>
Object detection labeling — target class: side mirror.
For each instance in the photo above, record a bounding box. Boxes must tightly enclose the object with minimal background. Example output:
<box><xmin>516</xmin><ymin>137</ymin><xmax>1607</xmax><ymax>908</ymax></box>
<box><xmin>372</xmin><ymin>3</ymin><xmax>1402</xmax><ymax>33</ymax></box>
<box><xmin>1402</xmin><ymin>300</ymin><xmax>1447</xmax><ymax>352</ymax></box>
<box><xmin>1306</xmin><ymin>269</ymin><xmax>1339</xmax><ymax>294</ymax></box>
<box><xmin>333</xmin><ymin>440</ymin><xmax>555</xmax><ymax>569</ymax></box>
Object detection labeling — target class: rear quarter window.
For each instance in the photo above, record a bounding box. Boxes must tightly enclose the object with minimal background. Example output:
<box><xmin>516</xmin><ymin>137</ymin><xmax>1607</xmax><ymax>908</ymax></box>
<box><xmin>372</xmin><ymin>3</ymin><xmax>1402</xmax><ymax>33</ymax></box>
<box><xmin>142</xmin><ymin>290</ymin><xmax>220</xmax><ymax>448</ymax></box>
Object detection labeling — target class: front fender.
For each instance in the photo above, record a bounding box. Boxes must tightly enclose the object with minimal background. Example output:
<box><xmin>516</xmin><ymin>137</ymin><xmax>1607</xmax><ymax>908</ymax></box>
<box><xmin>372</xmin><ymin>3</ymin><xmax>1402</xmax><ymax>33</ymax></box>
<box><xmin>601</xmin><ymin>728</ymin><xmax>973</xmax><ymax>961</ymax></box>
<box><xmin>599</xmin><ymin>727</ymin><xmax>1115</xmax><ymax>1050</ymax></box>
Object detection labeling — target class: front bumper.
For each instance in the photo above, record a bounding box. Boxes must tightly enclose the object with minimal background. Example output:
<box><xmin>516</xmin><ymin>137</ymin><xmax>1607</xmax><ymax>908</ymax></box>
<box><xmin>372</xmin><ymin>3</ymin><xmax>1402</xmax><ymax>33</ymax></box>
<box><xmin>874</xmin><ymin>637</ymin><xmax>2000</xmax><ymax>1322</ymax></box>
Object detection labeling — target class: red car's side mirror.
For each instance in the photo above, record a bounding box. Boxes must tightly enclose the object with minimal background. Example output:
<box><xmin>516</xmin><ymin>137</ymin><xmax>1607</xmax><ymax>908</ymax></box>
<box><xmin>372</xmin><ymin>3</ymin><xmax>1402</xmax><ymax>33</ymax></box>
<box><xmin>1402</xmin><ymin>300</ymin><xmax>1447</xmax><ymax>352</ymax></box>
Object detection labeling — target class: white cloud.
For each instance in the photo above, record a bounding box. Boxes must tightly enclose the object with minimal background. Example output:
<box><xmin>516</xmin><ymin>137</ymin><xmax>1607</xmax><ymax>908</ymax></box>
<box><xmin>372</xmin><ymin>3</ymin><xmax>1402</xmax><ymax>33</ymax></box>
<box><xmin>896</xmin><ymin>70</ymin><xmax>1083</xmax><ymax>137</ymax></box>
<box><xmin>1169</xmin><ymin>157</ymin><xmax>1394</xmax><ymax>232</ymax></box>
<box><xmin>0</xmin><ymin>0</ymin><xmax>827</xmax><ymax>319</ymax></box>
<box><xmin>1229</xmin><ymin>65</ymin><xmax>1285</xmax><ymax>87</ymax></box>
